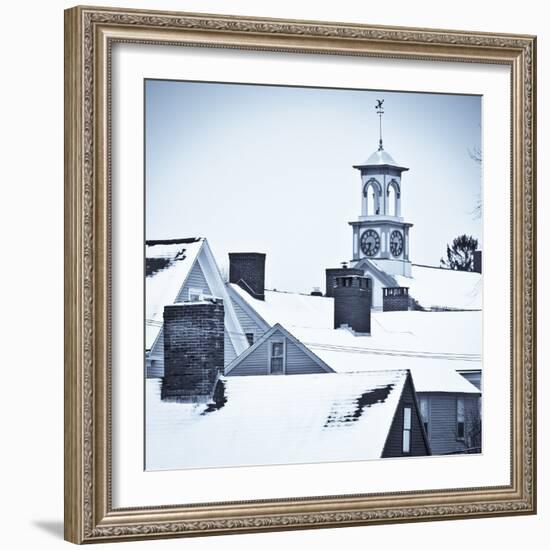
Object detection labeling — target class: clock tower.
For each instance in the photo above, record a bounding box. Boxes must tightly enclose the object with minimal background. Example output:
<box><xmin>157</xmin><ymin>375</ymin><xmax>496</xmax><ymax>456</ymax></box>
<box><xmin>350</xmin><ymin>100</ymin><xmax>413</xmax><ymax>277</ymax></box>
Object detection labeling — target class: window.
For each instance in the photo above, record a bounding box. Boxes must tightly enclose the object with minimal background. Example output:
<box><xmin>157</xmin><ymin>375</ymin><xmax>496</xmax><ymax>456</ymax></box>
<box><xmin>419</xmin><ymin>397</ymin><xmax>429</xmax><ymax>435</ymax></box>
<box><xmin>188</xmin><ymin>287</ymin><xmax>203</xmax><ymax>302</ymax></box>
<box><xmin>269</xmin><ymin>341</ymin><xmax>285</xmax><ymax>375</ymax></box>
<box><xmin>245</xmin><ymin>333</ymin><xmax>254</xmax><ymax>346</ymax></box>
<box><xmin>402</xmin><ymin>406</ymin><xmax>412</xmax><ymax>453</ymax></box>
<box><xmin>457</xmin><ymin>397</ymin><xmax>465</xmax><ymax>440</ymax></box>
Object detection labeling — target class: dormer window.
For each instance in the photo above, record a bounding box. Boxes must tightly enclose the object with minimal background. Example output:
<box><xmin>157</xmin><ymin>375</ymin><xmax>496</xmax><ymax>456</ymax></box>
<box><xmin>269</xmin><ymin>341</ymin><xmax>286</xmax><ymax>374</ymax></box>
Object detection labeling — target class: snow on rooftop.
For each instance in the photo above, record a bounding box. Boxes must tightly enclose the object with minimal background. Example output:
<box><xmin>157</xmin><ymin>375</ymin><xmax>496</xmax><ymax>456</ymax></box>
<box><xmin>146</xmin><ymin>370</ymin><xmax>408</xmax><ymax>470</ymax></box>
<box><xmin>145</xmin><ymin>238</ymin><xmax>204</xmax><ymax>350</ymax></box>
<box><xmin>394</xmin><ymin>264</ymin><xmax>482</xmax><ymax>311</ymax></box>
<box><xmin>229</xmin><ymin>284</ymin><xmax>334</xmax><ymax>329</ymax></box>
<box><xmin>229</xmin><ymin>284</ymin><xmax>481</xmax><ymax>393</ymax></box>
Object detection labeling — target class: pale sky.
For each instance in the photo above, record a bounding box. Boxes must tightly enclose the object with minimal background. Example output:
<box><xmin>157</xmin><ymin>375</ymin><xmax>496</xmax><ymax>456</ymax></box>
<box><xmin>145</xmin><ymin>80</ymin><xmax>481</xmax><ymax>294</ymax></box>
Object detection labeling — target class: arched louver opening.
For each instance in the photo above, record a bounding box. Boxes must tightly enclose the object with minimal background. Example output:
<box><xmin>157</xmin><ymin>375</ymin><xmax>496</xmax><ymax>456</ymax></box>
<box><xmin>363</xmin><ymin>178</ymin><xmax>382</xmax><ymax>216</ymax></box>
<box><xmin>387</xmin><ymin>178</ymin><xmax>401</xmax><ymax>216</ymax></box>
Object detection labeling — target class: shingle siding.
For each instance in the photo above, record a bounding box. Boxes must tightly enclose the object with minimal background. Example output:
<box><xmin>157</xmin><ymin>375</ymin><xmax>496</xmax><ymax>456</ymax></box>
<box><xmin>382</xmin><ymin>377</ymin><xmax>429</xmax><ymax>457</ymax></box>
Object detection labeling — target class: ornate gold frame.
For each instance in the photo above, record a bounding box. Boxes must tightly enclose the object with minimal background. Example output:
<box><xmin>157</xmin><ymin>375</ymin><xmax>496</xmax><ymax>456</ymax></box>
<box><xmin>64</xmin><ymin>5</ymin><xmax>537</xmax><ymax>544</ymax></box>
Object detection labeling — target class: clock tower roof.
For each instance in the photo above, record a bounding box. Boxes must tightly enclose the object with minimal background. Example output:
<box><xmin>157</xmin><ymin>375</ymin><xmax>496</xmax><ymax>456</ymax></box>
<box><xmin>365</xmin><ymin>148</ymin><xmax>397</xmax><ymax>165</ymax></box>
<box><xmin>353</xmin><ymin>148</ymin><xmax>409</xmax><ymax>172</ymax></box>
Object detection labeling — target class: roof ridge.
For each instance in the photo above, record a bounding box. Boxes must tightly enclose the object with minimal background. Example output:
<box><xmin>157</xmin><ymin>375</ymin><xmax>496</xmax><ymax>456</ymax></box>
<box><xmin>146</xmin><ymin>237</ymin><xmax>202</xmax><ymax>246</ymax></box>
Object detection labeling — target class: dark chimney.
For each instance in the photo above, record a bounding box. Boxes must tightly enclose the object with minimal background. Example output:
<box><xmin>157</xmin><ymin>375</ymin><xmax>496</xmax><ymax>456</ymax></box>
<box><xmin>382</xmin><ymin>287</ymin><xmax>410</xmax><ymax>312</ymax></box>
<box><xmin>325</xmin><ymin>266</ymin><xmax>363</xmax><ymax>297</ymax></box>
<box><xmin>334</xmin><ymin>275</ymin><xmax>371</xmax><ymax>334</ymax></box>
<box><xmin>161</xmin><ymin>299</ymin><xmax>224</xmax><ymax>402</ymax></box>
<box><xmin>473</xmin><ymin>250</ymin><xmax>482</xmax><ymax>274</ymax></box>
<box><xmin>229</xmin><ymin>253</ymin><xmax>266</xmax><ymax>301</ymax></box>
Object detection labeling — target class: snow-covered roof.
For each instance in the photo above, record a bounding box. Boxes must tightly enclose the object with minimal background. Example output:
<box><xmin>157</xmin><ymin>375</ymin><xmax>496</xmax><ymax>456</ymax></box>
<box><xmin>395</xmin><ymin>264</ymin><xmax>482</xmax><ymax>311</ymax></box>
<box><xmin>146</xmin><ymin>370</ymin><xmax>410</xmax><ymax>470</ymax></box>
<box><xmin>229</xmin><ymin>284</ymin><xmax>481</xmax><ymax>394</ymax></box>
<box><xmin>229</xmin><ymin>284</ymin><xmax>334</xmax><ymax>329</ymax></box>
<box><xmin>291</xmin><ymin>327</ymin><xmax>479</xmax><ymax>394</ymax></box>
<box><xmin>145</xmin><ymin>238</ymin><xmax>204</xmax><ymax>350</ymax></box>
<box><xmin>364</xmin><ymin>149</ymin><xmax>398</xmax><ymax>165</ymax></box>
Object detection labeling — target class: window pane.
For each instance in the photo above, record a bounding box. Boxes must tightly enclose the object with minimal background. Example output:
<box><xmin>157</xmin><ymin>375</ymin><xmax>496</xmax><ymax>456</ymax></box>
<box><xmin>403</xmin><ymin>407</ymin><xmax>412</xmax><ymax>430</ymax></box>
<box><xmin>402</xmin><ymin>430</ymin><xmax>411</xmax><ymax>453</ymax></box>
<box><xmin>457</xmin><ymin>422</ymin><xmax>465</xmax><ymax>439</ymax></box>
<box><xmin>457</xmin><ymin>398</ymin><xmax>465</xmax><ymax>422</ymax></box>
<box><xmin>272</xmin><ymin>342</ymin><xmax>284</xmax><ymax>357</ymax></box>
<box><xmin>245</xmin><ymin>333</ymin><xmax>254</xmax><ymax>346</ymax></box>
<box><xmin>419</xmin><ymin>398</ymin><xmax>428</xmax><ymax>422</ymax></box>
<box><xmin>271</xmin><ymin>357</ymin><xmax>284</xmax><ymax>374</ymax></box>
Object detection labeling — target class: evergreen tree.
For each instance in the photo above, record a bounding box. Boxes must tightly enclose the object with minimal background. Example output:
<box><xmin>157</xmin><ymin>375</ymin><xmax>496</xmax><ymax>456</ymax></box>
<box><xmin>440</xmin><ymin>234</ymin><xmax>479</xmax><ymax>271</ymax></box>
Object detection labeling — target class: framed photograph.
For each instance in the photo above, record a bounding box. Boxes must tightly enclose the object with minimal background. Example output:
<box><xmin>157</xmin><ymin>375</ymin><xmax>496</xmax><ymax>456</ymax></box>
<box><xmin>64</xmin><ymin>5</ymin><xmax>537</xmax><ymax>544</ymax></box>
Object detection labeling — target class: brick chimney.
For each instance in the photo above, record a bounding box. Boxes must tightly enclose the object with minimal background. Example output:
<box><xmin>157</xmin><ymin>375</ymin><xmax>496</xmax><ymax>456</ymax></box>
<box><xmin>473</xmin><ymin>250</ymin><xmax>482</xmax><ymax>274</ymax></box>
<box><xmin>161</xmin><ymin>299</ymin><xmax>224</xmax><ymax>402</ymax></box>
<box><xmin>333</xmin><ymin>275</ymin><xmax>371</xmax><ymax>334</ymax></box>
<box><xmin>325</xmin><ymin>265</ymin><xmax>363</xmax><ymax>297</ymax></box>
<box><xmin>229</xmin><ymin>253</ymin><xmax>266</xmax><ymax>301</ymax></box>
<box><xmin>382</xmin><ymin>287</ymin><xmax>410</xmax><ymax>312</ymax></box>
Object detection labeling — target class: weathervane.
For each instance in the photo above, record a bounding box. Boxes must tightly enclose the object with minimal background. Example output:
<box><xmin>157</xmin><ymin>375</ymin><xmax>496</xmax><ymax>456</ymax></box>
<box><xmin>375</xmin><ymin>99</ymin><xmax>385</xmax><ymax>151</ymax></box>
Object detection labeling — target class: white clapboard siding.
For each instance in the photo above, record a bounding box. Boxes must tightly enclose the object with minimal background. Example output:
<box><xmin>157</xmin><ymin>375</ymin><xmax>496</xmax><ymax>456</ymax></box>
<box><xmin>147</xmin><ymin>357</ymin><xmax>164</xmax><ymax>379</ymax></box>
<box><xmin>229</xmin><ymin>295</ymin><xmax>268</xmax><ymax>346</ymax></box>
<box><xmin>224</xmin><ymin>329</ymin><xmax>237</xmax><ymax>366</ymax></box>
<box><xmin>175</xmin><ymin>261</ymin><xmax>210</xmax><ymax>302</ymax></box>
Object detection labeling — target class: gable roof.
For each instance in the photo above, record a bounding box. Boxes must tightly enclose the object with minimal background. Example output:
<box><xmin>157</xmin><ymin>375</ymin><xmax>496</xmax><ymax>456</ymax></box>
<box><xmin>146</xmin><ymin>369</ymin><xmax>412</xmax><ymax>470</ymax></box>
<box><xmin>145</xmin><ymin>238</ymin><xmax>248</xmax><ymax>356</ymax></box>
<box><xmin>228</xmin><ymin>283</ymin><xmax>481</xmax><ymax>394</ymax></box>
<box><xmin>146</xmin><ymin>238</ymin><xmax>204</xmax><ymax>350</ymax></box>
<box><xmin>225</xmin><ymin>323</ymin><xmax>334</xmax><ymax>375</ymax></box>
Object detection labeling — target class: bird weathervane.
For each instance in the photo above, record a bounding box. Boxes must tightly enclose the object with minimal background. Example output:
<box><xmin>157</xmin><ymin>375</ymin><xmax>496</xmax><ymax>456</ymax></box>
<box><xmin>375</xmin><ymin>99</ymin><xmax>385</xmax><ymax>151</ymax></box>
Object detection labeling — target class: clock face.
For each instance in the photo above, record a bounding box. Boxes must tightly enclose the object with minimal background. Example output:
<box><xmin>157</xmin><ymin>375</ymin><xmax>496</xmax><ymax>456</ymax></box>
<box><xmin>390</xmin><ymin>230</ymin><xmax>404</xmax><ymax>256</ymax></box>
<box><xmin>360</xmin><ymin>229</ymin><xmax>381</xmax><ymax>257</ymax></box>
